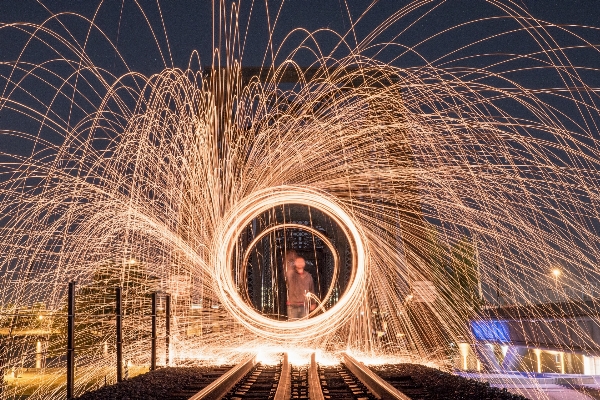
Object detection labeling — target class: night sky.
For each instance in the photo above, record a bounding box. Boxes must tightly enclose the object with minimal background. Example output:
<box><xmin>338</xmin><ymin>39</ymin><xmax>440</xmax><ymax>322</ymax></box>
<box><xmin>1</xmin><ymin>0</ymin><xmax>599</xmax><ymax>75</ymax></box>
<box><xmin>0</xmin><ymin>1</ymin><xmax>598</xmax><ymax>160</ymax></box>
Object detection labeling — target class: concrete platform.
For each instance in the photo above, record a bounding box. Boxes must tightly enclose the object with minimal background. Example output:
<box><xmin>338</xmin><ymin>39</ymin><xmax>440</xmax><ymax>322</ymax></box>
<box><xmin>458</xmin><ymin>372</ymin><xmax>600</xmax><ymax>400</ymax></box>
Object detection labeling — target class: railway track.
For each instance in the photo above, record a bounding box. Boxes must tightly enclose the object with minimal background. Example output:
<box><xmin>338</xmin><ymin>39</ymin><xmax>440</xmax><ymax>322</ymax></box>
<box><xmin>341</xmin><ymin>354</ymin><xmax>411</xmax><ymax>400</ymax></box>
<box><xmin>190</xmin><ymin>353</ymin><xmax>290</xmax><ymax>400</ymax></box>
<box><xmin>78</xmin><ymin>352</ymin><xmax>528</xmax><ymax>399</ymax></box>
<box><xmin>188</xmin><ymin>354</ymin><xmax>258</xmax><ymax>400</ymax></box>
<box><xmin>290</xmin><ymin>364</ymin><xmax>309</xmax><ymax>399</ymax></box>
<box><xmin>76</xmin><ymin>352</ymin><xmax>411</xmax><ymax>400</ymax></box>
<box><xmin>318</xmin><ymin>363</ymin><xmax>377</xmax><ymax>399</ymax></box>
<box><xmin>162</xmin><ymin>366</ymin><xmax>236</xmax><ymax>400</ymax></box>
<box><xmin>220</xmin><ymin>360</ymin><xmax>281</xmax><ymax>399</ymax></box>
<box><xmin>187</xmin><ymin>352</ymin><xmax>408</xmax><ymax>400</ymax></box>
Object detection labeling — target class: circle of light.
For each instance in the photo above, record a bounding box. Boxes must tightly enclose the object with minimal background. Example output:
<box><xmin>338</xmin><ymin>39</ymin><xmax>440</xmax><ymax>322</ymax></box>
<box><xmin>240</xmin><ymin>222</ymin><xmax>340</xmax><ymax>318</ymax></box>
<box><xmin>213</xmin><ymin>185</ymin><xmax>367</xmax><ymax>341</ymax></box>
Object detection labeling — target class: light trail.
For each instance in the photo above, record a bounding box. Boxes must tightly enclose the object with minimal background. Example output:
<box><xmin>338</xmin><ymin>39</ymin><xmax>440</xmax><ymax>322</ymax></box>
<box><xmin>239</xmin><ymin>221</ymin><xmax>340</xmax><ymax>318</ymax></box>
<box><xmin>0</xmin><ymin>1</ymin><xmax>598</xmax><ymax>398</ymax></box>
<box><xmin>214</xmin><ymin>186</ymin><xmax>367</xmax><ymax>342</ymax></box>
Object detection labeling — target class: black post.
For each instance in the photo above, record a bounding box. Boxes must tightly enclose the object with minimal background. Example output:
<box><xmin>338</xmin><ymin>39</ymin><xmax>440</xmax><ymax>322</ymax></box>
<box><xmin>66</xmin><ymin>281</ymin><xmax>75</xmax><ymax>400</ymax></box>
<box><xmin>0</xmin><ymin>338</ymin><xmax>5</xmax><ymax>397</ymax></box>
<box><xmin>0</xmin><ymin>344</ymin><xmax>3</xmax><ymax>397</ymax></box>
<box><xmin>165</xmin><ymin>294</ymin><xmax>171</xmax><ymax>366</ymax></box>
<box><xmin>3</xmin><ymin>308</ymin><xmax>19</xmax><ymax>397</ymax></box>
<box><xmin>116</xmin><ymin>287</ymin><xmax>123</xmax><ymax>382</ymax></box>
<box><xmin>151</xmin><ymin>292</ymin><xmax>157</xmax><ymax>371</ymax></box>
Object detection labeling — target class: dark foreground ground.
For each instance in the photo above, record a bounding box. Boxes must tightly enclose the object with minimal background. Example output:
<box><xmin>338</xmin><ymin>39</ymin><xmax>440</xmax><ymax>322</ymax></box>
<box><xmin>74</xmin><ymin>366</ymin><xmax>232</xmax><ymax>400</ymax></box>
<box><xmin>370</xmin><ymin>364</ymin><xmax>529</xmax><ymax>400</ymax></box>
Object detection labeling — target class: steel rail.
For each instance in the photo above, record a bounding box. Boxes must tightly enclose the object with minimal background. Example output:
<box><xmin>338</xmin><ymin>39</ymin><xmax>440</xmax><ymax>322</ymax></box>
<box><xmin>343</xmin><ymin>353</ymin><xmax>411</xmax><ymax>400</ymax></box>
<box><xmin>189</xmin><ymin>354</ymin><xmax>257</xmax><ymax>400</ymax></box>
<box><xmin>308</xmin><ymin>352</ymin><xmax>325</xmax><ymax>400</ymax></box>
<box><xmin>274</xmin><ymin>352</ymin><xmax>291</xmax><ymax>400</ymax></box>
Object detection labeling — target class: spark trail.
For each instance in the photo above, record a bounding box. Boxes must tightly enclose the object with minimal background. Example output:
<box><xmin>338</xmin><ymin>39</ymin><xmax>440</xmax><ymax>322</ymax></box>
<box><xmin>0</xmin><ymin>1</ymin><xmax>599</xmax><ymax>398</ymax></box>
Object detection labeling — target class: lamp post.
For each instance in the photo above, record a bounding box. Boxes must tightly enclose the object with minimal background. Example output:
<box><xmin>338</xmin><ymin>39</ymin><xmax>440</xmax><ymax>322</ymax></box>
<box><xmin>551</xmin><ymin>268</ymin><xmax>561</xmax><ymax>302</ymax></box>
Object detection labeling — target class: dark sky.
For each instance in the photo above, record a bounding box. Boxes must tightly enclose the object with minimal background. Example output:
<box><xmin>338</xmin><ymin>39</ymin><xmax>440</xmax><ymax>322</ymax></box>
<box><xmin>1</xmin><ymin>0</ymin><xmax>598</xmax><ymax>75</ymax></box>
<box><xmin>0</xmin><ymin>0</ymin><xmax>598</xmax><ymax>158</ymax></box>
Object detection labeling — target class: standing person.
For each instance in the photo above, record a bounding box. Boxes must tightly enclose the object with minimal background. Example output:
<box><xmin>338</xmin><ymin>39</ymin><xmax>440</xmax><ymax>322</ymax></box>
<box><xmin>284</xmin><ymin>249</ymin><xmax>298</xmax><ymax>280</ymax></box>
<box><xmin>283</xmin><ymin>249</ymin><xmax>298</xmax><ymax>318</ymax></box>
<box><xmin>286</xmin><ymin>257</ymin><xmax>316</xmax><ymax>320</ymax></box>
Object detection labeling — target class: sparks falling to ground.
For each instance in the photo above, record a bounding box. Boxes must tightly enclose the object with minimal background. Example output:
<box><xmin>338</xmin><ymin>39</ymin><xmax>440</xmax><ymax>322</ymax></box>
<box><xmin>0</xmin><ymin>1</ymin><xmax>600</xmax><ymax>398</ymax></box>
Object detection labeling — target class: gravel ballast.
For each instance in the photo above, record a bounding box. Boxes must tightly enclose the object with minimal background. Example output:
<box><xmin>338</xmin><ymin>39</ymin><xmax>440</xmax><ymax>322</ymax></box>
<box><xmin>74</xmin><ymin>366</ymin><xmax>232</xmax><ymax>400</ymax></box>
<box><xmin>370</xmin><ymin>363</ymin><xmax>529</xmax><ymax>400</ymax></box>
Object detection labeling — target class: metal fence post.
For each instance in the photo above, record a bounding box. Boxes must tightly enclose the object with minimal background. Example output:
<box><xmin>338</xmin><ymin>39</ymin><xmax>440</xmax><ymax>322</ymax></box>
<box><xmin>116</xmin><ymin>287</ymin><xmax>123</xmax><ymax>382</ymax></box>
<box><xmin>165</xmin><ymin>294</ymin><xmax>171</xmax><ymax>366</ymax></box>
<box><xmin>0</xmin><ymin>347</ymin><xmax>3</xmax><ymax>398</ymax></box>
<box><xmin>151</xmin><ymin>292</ymin><xmax>157</xmax><ymax>371</ymax></box>
<box><xmin>66</xmin><ymin>281</ymin><xmax>75</xmax><ymax>400</ymax></box>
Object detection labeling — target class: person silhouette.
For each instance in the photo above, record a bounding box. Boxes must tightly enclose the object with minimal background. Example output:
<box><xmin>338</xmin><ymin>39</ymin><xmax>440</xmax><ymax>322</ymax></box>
<box><xmin>286</xmin><ymin>257</ymin><xmax>315</xmax><ymax>320</ymax></box>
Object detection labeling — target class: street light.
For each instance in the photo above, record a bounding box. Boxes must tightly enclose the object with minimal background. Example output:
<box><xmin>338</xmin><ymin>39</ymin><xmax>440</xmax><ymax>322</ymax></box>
<box><xmin>552</xmin><ymin>268</ymin><xmax>561</xmax><ymax>278</ymax></box>
<box><xmin>551</xmin><ymin>268</ymin><xmax>562</xmax><ymax>302</ymax></box>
